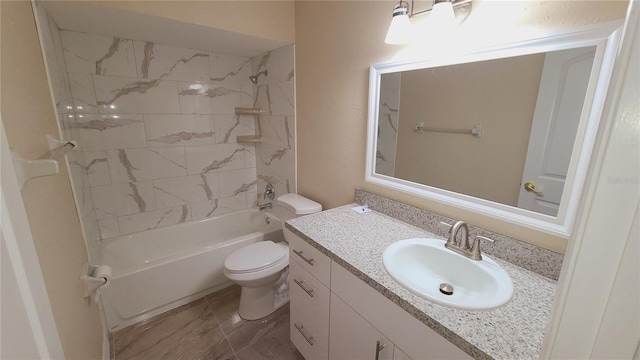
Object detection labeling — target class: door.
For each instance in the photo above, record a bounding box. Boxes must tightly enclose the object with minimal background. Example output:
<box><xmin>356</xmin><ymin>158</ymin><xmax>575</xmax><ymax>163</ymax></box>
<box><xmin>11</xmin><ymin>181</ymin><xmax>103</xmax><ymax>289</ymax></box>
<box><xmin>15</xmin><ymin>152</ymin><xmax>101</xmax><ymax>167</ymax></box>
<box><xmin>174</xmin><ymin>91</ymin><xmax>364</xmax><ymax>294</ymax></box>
<box><xmin>0</xmin><ymin>120</ymin><xmax>65</xmax><ymax>359</ymax></box>
<box><xmin>517</xmin><ymin>47</ymin><xmax>596</xmax><ymax>216</ymax></box>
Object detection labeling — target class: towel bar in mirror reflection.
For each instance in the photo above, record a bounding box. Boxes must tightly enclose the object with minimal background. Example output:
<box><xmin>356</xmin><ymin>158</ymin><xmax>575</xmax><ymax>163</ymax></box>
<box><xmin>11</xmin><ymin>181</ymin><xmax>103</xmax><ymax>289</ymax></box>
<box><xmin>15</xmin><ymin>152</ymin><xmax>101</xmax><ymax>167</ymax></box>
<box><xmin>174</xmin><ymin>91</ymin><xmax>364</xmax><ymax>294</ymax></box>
<box><xmin>365</xmin><ymin>21</ymin><xmax>623</xmax><ymax>238</ymax></box>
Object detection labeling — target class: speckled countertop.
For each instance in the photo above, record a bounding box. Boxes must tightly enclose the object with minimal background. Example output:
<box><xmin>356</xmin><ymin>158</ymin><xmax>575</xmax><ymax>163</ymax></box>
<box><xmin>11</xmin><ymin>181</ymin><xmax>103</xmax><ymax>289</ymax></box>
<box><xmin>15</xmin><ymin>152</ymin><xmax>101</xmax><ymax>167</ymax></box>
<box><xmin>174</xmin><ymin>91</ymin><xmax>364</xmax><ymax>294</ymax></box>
<box><xmin>285</xmin><ymin>205</ymin><xmax>557</xmax><ymax>360</ymax></box>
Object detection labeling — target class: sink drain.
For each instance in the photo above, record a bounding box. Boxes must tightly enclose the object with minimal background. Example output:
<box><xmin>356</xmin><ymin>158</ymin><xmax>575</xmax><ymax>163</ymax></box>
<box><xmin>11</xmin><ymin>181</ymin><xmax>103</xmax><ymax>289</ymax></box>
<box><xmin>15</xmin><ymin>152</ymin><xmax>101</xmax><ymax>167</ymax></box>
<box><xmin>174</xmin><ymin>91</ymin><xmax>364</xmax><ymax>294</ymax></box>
<box><xmin>439</xmin><ymin>283</ymin><xmax>454</xmax><ymax>295</ymax></box>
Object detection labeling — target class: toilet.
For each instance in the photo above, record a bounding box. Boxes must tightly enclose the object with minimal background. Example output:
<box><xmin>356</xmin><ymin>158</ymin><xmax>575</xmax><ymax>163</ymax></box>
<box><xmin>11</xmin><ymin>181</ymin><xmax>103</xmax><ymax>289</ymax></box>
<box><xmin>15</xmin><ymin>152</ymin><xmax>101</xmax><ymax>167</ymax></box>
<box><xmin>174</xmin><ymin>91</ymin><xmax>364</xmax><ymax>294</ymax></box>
<box><xmin>223</xmin><ymin>193</ymin><xmax>322</xmax><ymax>320</ymax></box>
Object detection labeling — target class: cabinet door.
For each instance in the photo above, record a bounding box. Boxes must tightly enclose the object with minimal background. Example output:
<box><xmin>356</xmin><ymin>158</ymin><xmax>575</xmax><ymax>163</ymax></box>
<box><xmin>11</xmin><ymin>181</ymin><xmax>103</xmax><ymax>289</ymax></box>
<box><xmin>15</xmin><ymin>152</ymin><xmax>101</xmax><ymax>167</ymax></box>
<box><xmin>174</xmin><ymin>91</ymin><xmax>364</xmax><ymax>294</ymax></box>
<box><xmin>329</xmin><ymin>293</ymin><xmax>394</xmax><ymax>360</ymax></box>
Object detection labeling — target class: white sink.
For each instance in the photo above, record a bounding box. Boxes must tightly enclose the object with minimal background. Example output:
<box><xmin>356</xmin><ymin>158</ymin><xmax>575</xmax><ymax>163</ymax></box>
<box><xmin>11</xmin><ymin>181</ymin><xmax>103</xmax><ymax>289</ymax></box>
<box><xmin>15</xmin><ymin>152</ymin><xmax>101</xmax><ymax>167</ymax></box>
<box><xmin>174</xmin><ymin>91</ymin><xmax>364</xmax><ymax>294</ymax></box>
<box><xmin>382</xmin><ymin>238</ymin><xmax>513</xmax><ymax>310</ymax></box>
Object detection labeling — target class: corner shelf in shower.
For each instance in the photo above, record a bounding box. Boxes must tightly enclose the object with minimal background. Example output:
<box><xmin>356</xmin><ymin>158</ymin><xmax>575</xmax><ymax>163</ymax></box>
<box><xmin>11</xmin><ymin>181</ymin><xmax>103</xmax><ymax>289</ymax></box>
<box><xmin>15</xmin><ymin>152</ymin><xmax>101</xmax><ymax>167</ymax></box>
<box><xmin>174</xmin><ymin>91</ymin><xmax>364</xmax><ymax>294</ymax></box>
<box><xmin>235</xmin><ymin>107</ymin><xmax>265</xmax><ymax>144</ymax></box>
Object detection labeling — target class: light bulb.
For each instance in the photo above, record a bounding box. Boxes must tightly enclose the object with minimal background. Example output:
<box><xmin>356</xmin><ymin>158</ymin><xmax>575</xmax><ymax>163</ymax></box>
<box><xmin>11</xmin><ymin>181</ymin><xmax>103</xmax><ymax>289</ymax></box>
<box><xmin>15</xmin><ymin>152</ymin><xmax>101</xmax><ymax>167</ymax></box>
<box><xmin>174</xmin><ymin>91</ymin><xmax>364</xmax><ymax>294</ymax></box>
<box><xmin>430</xmin><ymin>1</ymin><xmax>456</xmax><ymax>29</ymax></box>
<box><xmin>385</xmin><ymin>4</ymin><xmax>411</xmax><ymax>45</ymax></box>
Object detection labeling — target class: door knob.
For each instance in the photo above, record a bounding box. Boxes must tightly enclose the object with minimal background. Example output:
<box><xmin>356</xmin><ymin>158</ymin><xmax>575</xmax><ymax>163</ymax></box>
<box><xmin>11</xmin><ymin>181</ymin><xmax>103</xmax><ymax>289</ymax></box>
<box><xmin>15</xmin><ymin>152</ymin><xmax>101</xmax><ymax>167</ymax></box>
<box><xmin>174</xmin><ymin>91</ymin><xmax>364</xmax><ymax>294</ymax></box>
<box><xmin>524</xmin><ymin>182</ymin><xmax>543</xmax><ymax>196</ymax></box>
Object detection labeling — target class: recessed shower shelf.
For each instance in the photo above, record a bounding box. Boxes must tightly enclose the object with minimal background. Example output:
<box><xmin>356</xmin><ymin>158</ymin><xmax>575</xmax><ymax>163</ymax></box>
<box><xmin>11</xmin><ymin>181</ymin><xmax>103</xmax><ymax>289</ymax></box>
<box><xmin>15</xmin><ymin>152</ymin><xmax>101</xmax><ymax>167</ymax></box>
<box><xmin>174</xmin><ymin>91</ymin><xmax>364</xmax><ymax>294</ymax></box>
<box><xmin>235</xmin><ymin>107</ymin><xmax>265</xmax><ymax>143</ymax></box>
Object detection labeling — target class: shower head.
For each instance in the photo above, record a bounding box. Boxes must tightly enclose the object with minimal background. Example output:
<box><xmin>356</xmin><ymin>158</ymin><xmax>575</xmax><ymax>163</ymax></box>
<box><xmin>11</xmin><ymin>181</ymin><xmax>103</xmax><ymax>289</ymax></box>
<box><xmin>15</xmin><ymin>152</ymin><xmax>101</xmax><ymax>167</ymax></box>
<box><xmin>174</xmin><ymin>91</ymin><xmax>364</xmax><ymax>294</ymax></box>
<box><xmin>249</xmin><ymin>70</ymin><xmax>268</xmax><ymax>84</ymax></box>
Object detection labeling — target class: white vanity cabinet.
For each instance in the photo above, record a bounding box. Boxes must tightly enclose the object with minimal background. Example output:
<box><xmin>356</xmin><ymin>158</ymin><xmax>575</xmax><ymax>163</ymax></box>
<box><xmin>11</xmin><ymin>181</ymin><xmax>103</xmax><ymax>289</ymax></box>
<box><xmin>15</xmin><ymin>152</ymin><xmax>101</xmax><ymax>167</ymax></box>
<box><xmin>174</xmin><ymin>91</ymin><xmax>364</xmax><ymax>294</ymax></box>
<box><xmin>286</xmin><ymin>228</ymin><xmax>470</xmax><ymax>360</ymax></box>
<box><xmin>329</xmin><ymin>293</ymin><xmax>394</xmax><ymax>360</ymax></box>
<box><xmin>287</xmin><ymin>229</ymin><xmax>331</xmax><ymax>360</ymax></box>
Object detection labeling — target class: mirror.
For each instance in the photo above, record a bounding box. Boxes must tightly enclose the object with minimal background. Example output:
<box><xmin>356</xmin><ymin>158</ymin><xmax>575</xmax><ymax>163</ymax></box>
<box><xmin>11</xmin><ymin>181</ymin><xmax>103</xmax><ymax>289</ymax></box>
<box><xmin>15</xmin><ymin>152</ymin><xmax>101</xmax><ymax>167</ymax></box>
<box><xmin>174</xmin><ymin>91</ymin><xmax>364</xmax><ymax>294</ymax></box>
<box><xmin>366</xmin><ymin>22</ymin><xmax>622</xmax><ymax>238</ymax></box>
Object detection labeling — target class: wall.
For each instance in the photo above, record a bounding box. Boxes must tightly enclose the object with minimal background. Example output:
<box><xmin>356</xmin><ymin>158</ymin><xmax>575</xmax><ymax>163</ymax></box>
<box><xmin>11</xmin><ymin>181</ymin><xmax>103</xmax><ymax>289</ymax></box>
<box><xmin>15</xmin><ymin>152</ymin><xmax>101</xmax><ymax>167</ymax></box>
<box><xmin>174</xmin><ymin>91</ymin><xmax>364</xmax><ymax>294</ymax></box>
<box><xmin>294</xmin><ymin>0</ymin><xmax>628</xmax><ymax>253</ymax></box>
<box><xmin>1</xmin><ymin>1</ymin><xmax>103</xmax><ymax>358</ymax></box>
<box><xmin>394</xmin><ymin>53</ymin><xmax>544</xmax><ymax>206</ymax></box>
<box><xmin>43</xmin><ymin>0</ymin><xmax>295</xmax><ymax>45</ymax></box>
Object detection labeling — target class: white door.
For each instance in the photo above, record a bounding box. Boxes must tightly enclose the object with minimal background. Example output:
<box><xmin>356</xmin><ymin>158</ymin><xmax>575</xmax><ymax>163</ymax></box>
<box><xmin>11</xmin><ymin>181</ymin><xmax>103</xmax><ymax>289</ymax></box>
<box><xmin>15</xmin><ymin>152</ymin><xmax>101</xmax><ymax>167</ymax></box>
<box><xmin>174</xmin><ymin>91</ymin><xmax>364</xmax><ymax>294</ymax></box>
<box><xmin>0</xmin><ymin>120</ymin><xmax>65</xmax><ymax>359</ymax></box>
<box><xmin>517</xmin><ymin>47</ymin><xmax>596</xmax><ymax>216</ymax></box>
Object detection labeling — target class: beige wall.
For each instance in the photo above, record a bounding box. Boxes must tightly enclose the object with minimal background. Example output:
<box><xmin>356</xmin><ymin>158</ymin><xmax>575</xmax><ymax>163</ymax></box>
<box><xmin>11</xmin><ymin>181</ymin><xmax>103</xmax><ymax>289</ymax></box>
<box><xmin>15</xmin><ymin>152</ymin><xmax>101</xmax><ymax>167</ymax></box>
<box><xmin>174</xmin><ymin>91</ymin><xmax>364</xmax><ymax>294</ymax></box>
<box><xmin>51</xmin><ymin>0</ymin><xmax>295</xmax><ymax>44</ymax></box>
<box><xmin>394</xmin><ymin>54</ymin><xmax>544</xmax><ymax>206</ymax></box>
<box><xmin>294</xmin><ymin>0</ymin><xmax>628</xmax><ymax>253</ymax></box>
<box><xmin>1</xmin><ymin>2</ymin><xmax>103</xmax><ymax>359</ymax></box>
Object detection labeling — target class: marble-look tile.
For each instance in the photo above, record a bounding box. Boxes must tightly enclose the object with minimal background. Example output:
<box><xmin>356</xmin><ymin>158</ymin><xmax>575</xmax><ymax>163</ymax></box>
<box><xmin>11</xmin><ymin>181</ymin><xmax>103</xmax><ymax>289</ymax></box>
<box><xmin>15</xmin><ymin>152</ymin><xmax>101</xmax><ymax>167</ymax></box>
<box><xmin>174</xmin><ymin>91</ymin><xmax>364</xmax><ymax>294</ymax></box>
<box><xmin>133</xmin><ymin>41</ymin><xmax>210</xmax><ymax>81</ymax></box>
<box><xmin>152</xmin><ymin>174</ymin><xmax>220</xmax><ymax>209</ymax></box>
<box><xmin>236</xmin><ymin>341</ymin><xmax>274</xmax><ymax>360</ymax></box>
<box><xmin>253</xmin><ymin>81</ymin><xmax>294</xmax><ymax>116</ymax></box>
<box><xmin>178</xmin><ymin>82</ymin><xmax>247</xmax><ymax>115</ymax></box>
<box><xmin>210</xmin><ymin>52</ymin><xmax>252</xmax><ymax>88</ymax></box>
<box><xmin>213</xmin><ymin>115</ymin><xmax>255</xmax><ymax>144</ymax></box>
<box><xmin>190</xmin><ymin>193</ymin><xmax>249</xmax><ymax>220</ymax></box>
<box><xmin>94</xmin><ymin>75</ymin><xmax>180</xmax><ymax>114</ymax></box>
<box><xmin>68</xmin><ymin>72</ymin><xmax>98</xmax><ymax>113</ymax></box>
<box><xmin>98</xmin><ymin>218</ymin><xmax>120</xmax><ymax>240</ymax></box>
<box><xmin>61</xmin><ymin>30</ymin><xmax>137</xmax><ymax>77</ymax></box>
<box><xmin>256</xmin><ymin>143</ymin><xmax>295</xmax><ymax>184</ymax></box>
<box><xmin>243</xmin><ymin>145</ymin><xmax>257</xmax><ymax>169</ymax></box>
<box><xmin>251</xmin><ymin>45</ymin><xmax>294</xmax><ymax>85</ymax></box>
<box><xmin>70</xmin><ymin>114</ymin><xmax>146</xmax><ymax>151</ymax></box>
<box><xmin>144</xmin><ymin>114</ymin><xmax>215</xmax><ymax>147</ymax></box>
<box><xmin>218</xmin><ymin>169</ymin><xmax>257</xmax><ymax>199</ymax></box>
<box><xmin>113</xmin><ymin>298</ymin><xmax>234</xmax><ymax>360</ymax></box>
<box><xmin>185</xmin><ymin>144</ymin><xmax>247</xmax><ymax>175</ymax></box>
<box><xmin>117</xmin><ymin>205</ymin><xmax>191</xmax><ymax>235</ymax></box>
<box><xmin>260</xmin><ymin>115</ymin><xmax>294</xmax><ymax>149</ymax></box>
<box><xmin>83</xmin><ymin>150</ymin><xmax>111</xmax><ymax>186</ymax></box>
<box><xmin>92</xmin><ymin>181</ymin><xmax>156</xmax><ymax>220</ymax></box>
<box><xmin>107</xmin><ymin>147</ymin><xmax>187</xmax><ymax>183</ymax></box>
<box><xmin>225</xmin><ymin>304</ymin><xmax>290</xmax><ymax>353</ymax></box>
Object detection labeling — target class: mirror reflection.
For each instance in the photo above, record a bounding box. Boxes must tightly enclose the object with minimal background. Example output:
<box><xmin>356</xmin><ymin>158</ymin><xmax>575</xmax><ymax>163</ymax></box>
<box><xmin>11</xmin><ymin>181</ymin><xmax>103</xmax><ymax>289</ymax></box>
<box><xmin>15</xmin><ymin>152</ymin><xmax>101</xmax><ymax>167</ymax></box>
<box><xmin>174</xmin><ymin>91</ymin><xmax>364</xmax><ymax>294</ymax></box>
<box><xmin>375</xmin><ymin>46</ymin><xmax>596</xmax><ymax>217</ymax></box>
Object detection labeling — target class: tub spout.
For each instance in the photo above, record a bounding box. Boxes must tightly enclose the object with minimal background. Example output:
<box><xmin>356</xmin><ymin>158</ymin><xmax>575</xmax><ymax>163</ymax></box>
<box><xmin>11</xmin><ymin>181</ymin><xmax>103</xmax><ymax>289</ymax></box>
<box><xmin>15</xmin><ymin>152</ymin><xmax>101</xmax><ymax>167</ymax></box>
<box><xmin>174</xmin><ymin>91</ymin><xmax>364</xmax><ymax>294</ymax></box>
<box><xmin>259</xmin><ymin>203</ymin><xmax>272</xmax><ymax>211</ymax></box>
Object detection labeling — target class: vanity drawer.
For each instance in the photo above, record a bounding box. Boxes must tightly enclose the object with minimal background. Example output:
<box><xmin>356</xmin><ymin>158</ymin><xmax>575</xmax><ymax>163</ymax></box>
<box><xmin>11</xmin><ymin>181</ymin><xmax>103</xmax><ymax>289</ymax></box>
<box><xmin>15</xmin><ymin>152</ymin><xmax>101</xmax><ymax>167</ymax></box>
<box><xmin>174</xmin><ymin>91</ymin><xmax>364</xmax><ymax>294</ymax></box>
<box><xmin>285</xmin><ymin>228</ymin><xmax>331</xmax><ymax>286</ymax></box>
<box><xmin>290</xmin><ymin>258</ymin><xmax>330</xmax><ymax>359</ymax></box>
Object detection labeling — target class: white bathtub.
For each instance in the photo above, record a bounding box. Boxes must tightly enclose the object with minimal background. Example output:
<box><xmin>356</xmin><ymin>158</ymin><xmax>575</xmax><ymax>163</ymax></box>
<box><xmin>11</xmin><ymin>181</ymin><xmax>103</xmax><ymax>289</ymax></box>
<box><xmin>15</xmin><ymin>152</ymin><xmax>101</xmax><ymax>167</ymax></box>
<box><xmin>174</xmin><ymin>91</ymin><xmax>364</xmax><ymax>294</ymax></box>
<box><xmin>99</xmin><ymin>209</ymin><xmax>283</xmax><ymax>331</ymax></box>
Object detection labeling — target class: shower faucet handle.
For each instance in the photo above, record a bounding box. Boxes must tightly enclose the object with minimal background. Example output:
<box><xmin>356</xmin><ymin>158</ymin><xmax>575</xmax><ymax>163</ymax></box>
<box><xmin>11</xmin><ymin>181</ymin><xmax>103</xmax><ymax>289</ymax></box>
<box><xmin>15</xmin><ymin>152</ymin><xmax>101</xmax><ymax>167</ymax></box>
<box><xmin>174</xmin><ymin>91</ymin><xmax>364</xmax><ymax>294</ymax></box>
<box><xmin>264</xmin><ymin>183</ymin><xmax>275</xmax><ymax>200</ymax></box>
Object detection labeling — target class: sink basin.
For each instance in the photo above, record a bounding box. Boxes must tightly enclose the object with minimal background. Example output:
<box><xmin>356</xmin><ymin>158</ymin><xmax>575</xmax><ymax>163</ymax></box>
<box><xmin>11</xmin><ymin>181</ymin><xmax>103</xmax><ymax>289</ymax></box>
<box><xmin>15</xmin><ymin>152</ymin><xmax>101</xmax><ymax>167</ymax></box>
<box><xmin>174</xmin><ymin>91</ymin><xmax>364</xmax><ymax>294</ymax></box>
<box><xmin>382</xmin><ymin>238</ymin><xmax>513</xmax><ymax>310</ymax></box>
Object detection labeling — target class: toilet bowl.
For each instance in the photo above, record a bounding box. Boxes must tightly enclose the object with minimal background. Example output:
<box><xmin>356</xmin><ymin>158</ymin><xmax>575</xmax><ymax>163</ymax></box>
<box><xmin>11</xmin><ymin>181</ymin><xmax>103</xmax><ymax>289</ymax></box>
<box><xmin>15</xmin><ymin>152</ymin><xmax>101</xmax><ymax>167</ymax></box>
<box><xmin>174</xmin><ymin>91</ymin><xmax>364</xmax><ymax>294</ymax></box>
<box><xmin>223</xmin><ymin>193</ymin><xmax>321</xmax><ymax>320</ymax></box>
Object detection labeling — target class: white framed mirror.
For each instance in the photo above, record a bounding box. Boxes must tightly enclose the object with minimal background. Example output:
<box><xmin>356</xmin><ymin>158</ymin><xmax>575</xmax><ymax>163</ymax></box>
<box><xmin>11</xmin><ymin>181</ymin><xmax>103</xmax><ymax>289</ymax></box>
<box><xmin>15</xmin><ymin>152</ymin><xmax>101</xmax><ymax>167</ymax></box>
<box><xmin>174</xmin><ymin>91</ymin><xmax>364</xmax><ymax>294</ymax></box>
<box><xmin>365</xmin><ymin>21</ymin><xmax>623</xmax><ymax>238</ymax></box>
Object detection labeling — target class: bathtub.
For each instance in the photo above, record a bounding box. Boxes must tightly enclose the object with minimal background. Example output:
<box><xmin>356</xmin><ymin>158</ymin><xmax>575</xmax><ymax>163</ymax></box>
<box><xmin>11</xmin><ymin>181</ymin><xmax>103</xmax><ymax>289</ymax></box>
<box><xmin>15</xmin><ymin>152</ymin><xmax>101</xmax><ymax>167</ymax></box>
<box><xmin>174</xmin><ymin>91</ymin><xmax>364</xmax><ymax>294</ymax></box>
<box><xmin>99</xmin><ymin>209</ymin><xmax>283</xmax><ymax>331</ymax></box>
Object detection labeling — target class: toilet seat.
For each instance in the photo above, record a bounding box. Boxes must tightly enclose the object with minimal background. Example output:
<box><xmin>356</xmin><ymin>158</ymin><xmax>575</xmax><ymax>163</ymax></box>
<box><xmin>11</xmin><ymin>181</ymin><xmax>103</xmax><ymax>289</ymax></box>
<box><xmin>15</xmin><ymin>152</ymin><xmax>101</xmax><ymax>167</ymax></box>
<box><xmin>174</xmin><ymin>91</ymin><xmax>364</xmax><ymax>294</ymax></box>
<box><xmin>224</xmin><ymin>241</ymin><xmax>288</xmax><ymax>274</ymax></box>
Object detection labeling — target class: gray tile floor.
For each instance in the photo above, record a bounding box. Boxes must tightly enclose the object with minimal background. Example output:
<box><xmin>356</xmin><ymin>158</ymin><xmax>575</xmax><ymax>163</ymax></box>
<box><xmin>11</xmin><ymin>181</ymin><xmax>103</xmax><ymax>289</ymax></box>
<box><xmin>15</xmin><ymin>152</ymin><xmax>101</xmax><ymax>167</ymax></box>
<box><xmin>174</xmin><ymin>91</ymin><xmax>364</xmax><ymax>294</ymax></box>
<box><xmin>111</xmin><ymin>285</ymin><xmax>304</xmax><ymax>360</ymax></box>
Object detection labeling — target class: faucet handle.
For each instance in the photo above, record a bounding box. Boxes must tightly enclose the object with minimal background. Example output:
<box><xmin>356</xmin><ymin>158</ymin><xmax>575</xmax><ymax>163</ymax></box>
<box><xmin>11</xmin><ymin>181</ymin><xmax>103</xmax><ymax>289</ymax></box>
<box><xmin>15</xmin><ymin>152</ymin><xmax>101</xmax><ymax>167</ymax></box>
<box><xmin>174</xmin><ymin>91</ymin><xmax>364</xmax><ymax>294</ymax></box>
<box><xmin>471</xmin><ymin>235</ymin><xmax>494</xmax><ymax>261</ymax></box>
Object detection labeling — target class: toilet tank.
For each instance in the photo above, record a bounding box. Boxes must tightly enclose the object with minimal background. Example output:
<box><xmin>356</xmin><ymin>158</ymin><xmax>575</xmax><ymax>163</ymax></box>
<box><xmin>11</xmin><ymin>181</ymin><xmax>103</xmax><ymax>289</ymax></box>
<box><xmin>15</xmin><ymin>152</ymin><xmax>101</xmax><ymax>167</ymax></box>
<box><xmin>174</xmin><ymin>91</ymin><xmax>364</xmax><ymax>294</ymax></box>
<box><xmin>270</xmin><ymin>193</ymin><xmax>322</xmax><ymax>221</ymax></box>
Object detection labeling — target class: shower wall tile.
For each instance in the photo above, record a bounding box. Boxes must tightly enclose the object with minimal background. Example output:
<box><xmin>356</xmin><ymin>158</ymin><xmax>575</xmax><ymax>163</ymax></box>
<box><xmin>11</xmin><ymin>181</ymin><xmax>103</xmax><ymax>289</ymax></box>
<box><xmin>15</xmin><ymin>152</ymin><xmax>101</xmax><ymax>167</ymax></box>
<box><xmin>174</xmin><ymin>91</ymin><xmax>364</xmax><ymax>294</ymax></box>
<box><xmin>152</xmin><ymin>174</ymin><xmax>220</xmax><ymax>208</ymax></box>
<box><xmin>93</xmin><ymin>75</ymin><xmax>180</xmax><ymax>114</ymax></box>
<box><xmin>117</xmin><ymin>205</ymin><xmax>191</xmax><ymax>236</ymax></box>
<box><xmin>83</xmin><ymin>150</ymin><xmax>111</xmax><ymax>186</ymax></box>
<box><xmin>218</xmin><ymin>168</ymin><xmax>257</xmax><ymax>198</ymax></box>
<box><xmin>210</xmin><ymin>52</ymin><xmax>252</xmax><ymax>88</ymax></box>
<box><xmin>213</xmin><ymin>114</ymin><xmax>255</xmax><ymax>144</ymax></box>
<box><xmin>185</xmin><ymin>144</ymin><xmax>246</xmax><ymax>175</ymax></box>
<box><xmin>92</xmin><ymin>181</ymin><xmax>156</xmax><ymax>220</ymax></box>
<box><xmin>178</xmin><ymin>82</ymin><xmax>245</xmax><ymax>115</ymax></box>
<box><xmin>377</xmin><ymin>72</ymin><xmax>400</xmax><ymax>177</ymax></box>
<box><xmin>107</xmin><ymin>147</ymin><xmax>187</xmax><ymax>183</ymax></box>
<box><xmin>256</xmin><ymin>143</ymin><xmax>295</xmax><ymax>183</ymax></box>
<box><xmin>254</xmin><ymin>80</ymin><xmax>294</xmax><ymax>116</ymax></box>
<box><xmin>61</xmin><ymin>30</ymin><xmax>137</xmax><ymax>77</ymax></box>
<box><xmin>98</xmin><ymin>218</ymin><xmax>120</xmax><ymax>240</ymax></box>
<box><xmin>68</xmin><ymin>72</ymin><xmax>98</xmax><ymax>113</ymax></box>
<box><xmin>251</xmin><ymin>45</ymin><xmax>295</xmax><ymax>85</ymax></box>
<box><xmin>133</xmin><ymin>41</ymin><xmax>210</xmax><ymax>81</ymax></box>
<box><xmin>144</xmin><ymin>115</ymin><xmax>215</xmax><ymax>147</ymax></box>
<box><xmin>71</xmin><ymin>114</ymin><xmax>146</xmax><ymax>151</ymax></box>
<box><xmin>45</xmin><ymin>29</ymin><xmax>296</xmax><ymax>239</ymax></box>
<box><xmin>190</xmin><ymin>194</ymin><xmax>248</xmax><ymax>220</ymax></box>
<box><xmin>260</xmin><ymin>115</ymin><xmax>294</xmax><ymax>149</ymax></box>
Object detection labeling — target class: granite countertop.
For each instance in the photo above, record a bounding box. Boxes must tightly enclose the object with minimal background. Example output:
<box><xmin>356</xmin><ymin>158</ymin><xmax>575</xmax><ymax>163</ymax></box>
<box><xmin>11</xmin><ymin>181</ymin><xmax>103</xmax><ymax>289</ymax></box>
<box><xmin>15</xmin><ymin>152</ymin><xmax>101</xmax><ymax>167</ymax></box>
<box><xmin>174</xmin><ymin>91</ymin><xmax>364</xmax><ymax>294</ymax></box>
<box><xmin>285</xmin><ymin>205</ymin><xmax>557</xmax><ymax>360</ymax></box>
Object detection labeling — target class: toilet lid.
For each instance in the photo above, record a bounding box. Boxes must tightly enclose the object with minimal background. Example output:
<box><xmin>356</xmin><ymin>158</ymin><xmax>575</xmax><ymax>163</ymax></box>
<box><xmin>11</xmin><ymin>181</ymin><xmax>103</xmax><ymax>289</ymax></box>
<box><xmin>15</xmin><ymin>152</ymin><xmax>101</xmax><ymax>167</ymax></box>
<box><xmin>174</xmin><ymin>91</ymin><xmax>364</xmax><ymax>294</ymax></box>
<box><xmin>225</xmin><ymin>241</ymin><xmax>287</xmax><ymax>273</ymax></box>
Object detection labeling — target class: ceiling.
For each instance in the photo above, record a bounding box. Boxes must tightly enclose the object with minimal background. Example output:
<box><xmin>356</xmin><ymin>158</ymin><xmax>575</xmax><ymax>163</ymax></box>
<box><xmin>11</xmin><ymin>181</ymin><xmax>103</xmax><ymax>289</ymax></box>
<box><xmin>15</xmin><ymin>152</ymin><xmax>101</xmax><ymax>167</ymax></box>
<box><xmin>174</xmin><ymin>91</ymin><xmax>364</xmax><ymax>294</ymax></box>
<box><xmin>41</xmin><ymin>2</ymin><xmax>289</xmax><ymax>57</ymax></box>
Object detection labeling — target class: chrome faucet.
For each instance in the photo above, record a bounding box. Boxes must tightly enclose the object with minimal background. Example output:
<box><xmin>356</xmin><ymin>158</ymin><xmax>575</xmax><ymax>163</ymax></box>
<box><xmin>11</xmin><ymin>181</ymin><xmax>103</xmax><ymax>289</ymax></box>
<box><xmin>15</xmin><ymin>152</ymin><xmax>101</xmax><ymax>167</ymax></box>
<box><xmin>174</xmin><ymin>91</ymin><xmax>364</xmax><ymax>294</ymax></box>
<box><xmin>441</xmin><ymin>221</ymin><xmax>494</xmax><ymax>261</ymax></box>
<box><xmin>259</xmin><ymin>202</ymin><xmax>272</xmax><ymax>211</ymax></box>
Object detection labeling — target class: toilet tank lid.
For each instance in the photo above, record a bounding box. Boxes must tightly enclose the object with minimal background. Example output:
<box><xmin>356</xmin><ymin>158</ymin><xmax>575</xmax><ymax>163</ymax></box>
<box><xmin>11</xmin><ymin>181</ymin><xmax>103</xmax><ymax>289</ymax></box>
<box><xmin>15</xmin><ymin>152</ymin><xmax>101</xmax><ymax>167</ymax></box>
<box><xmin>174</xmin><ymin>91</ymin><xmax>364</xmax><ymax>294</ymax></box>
<box><xmin>277</xmin><ymin>193</ymin><xmax>322</xmax><ymax>215</ymax></box>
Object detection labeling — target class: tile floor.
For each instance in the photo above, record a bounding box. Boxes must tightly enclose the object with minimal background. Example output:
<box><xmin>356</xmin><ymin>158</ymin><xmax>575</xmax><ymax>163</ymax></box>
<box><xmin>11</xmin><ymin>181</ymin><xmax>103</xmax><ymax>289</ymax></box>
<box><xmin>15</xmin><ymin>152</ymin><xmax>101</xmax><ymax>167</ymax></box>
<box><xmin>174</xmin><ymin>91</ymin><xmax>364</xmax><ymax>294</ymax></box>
<box><xmin>110</xmin><ymin>285</ymin><xmax>304</xmax><ymax>360</ymax></box>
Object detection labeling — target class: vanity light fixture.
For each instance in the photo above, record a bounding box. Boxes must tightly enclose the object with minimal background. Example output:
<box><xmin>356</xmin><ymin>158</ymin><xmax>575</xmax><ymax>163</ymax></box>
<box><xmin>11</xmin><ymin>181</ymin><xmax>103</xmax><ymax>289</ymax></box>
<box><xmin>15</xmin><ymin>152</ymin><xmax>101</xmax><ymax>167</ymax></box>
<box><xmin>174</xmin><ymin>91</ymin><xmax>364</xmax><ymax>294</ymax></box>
<box><xmin>384</xmin><ymin>0</ymin><xmax>472</xmax><ymax>44</ymax></box>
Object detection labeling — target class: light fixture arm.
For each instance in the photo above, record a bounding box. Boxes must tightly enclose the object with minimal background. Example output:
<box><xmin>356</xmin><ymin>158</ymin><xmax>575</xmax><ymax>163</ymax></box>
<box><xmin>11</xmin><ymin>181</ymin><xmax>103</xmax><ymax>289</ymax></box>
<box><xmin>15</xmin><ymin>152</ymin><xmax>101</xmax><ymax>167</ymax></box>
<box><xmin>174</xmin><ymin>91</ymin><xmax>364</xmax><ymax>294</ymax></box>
<box><xmin>408</xmin><ymin>0</ymin><xmax>472</xmax><ymax>17</ymax></box>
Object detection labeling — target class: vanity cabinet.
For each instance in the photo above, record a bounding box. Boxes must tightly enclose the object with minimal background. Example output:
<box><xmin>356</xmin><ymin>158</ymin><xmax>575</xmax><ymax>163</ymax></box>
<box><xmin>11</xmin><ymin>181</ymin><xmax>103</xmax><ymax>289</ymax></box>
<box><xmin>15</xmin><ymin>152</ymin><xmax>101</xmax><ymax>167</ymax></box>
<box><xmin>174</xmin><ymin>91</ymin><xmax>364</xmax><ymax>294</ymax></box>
<box><xmin>287</xmin><ymin>228</ymin><xmax>470</xmax><ymax>360</ymax></box>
